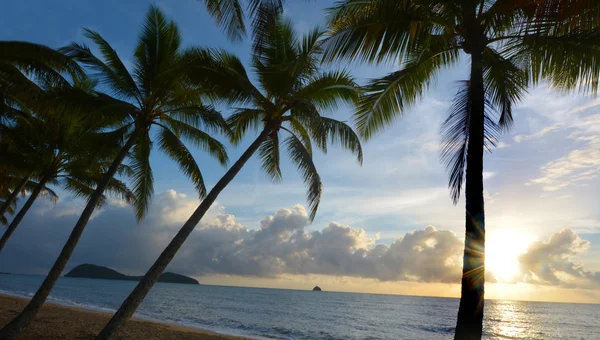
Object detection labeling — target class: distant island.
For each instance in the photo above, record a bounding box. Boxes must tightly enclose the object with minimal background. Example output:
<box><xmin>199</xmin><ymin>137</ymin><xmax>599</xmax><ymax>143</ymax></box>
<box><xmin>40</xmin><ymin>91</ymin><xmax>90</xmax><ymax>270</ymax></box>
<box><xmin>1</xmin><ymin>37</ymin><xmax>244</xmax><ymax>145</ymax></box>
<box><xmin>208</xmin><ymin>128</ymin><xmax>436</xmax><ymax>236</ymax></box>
<box><xmin>65</xmin><ymin>264</ymin><xmax>199</xmax><ymax>285</ymax></box>
<box><xmin>312</xmin><ymin>286</ymin><xmax>322</xmax><ymax>291</ymax></box>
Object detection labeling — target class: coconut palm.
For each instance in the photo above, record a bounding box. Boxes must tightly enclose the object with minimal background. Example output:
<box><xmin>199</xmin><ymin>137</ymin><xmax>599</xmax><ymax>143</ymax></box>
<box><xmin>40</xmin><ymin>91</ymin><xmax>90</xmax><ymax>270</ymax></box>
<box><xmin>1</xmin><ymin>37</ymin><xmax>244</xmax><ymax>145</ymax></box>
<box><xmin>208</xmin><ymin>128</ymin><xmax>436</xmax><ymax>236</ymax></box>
<box><xmin>0</xmin><ymin>6</ymin><xmax>229</xmax><ymax>338</ymax></box>
<box><xmin>0</xmin><ymin>107</ymin><xmax>136</xmax><ymax>252</ymax></box>
<box><xmin>95</xmin><ymin>13</ymin><xmax>362</xmax><ymax>339</ymax></box>
<box><xmin>325</xmin><ymin>1</ymin><xmax>600</xmax><ymax>338</ymax></box>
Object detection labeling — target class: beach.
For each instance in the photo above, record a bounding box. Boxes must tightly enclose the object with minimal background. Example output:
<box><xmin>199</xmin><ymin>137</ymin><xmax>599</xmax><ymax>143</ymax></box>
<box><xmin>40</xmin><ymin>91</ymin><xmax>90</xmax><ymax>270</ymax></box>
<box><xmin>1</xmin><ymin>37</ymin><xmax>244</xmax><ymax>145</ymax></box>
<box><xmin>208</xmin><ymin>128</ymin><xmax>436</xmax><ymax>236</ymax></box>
<box><xmin>0</xmin><ymin>294</ymin><xmax>247</xmax><ymax>340</ymax></box>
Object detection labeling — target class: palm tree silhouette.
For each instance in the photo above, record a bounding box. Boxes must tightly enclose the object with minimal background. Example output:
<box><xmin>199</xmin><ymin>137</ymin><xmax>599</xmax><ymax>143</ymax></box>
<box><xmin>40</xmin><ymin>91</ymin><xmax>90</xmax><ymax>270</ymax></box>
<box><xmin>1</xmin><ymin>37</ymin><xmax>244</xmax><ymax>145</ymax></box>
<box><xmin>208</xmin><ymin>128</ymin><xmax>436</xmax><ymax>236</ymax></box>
<box><xmin>324</xmin><ymin>1</ymin><xmax>600</xmax><ymax>338</ymax></box>
<box><xmin>0</xmin><ymin>6</ymin><xmax>229</xmax><ymax>338</ymax></box>
<box><xmin>96</xmin><ymin>11</ymin><xmax>362</xmax><ymax>339</ymax></box>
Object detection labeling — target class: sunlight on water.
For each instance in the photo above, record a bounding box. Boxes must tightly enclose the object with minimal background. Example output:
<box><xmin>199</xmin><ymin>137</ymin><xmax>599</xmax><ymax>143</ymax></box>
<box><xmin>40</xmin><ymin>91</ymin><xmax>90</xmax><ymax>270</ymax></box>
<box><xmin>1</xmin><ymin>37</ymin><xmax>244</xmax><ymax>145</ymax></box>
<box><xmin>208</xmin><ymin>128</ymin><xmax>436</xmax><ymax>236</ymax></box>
<box><xmin>486</xmin><ymin>301</ymin><xmax>540</xmax><ymax>339</ymax></box>
<box><xmin>483</xmin><ymin>299</ymin><xmax>598</xmax><ymax>339</ymax></box>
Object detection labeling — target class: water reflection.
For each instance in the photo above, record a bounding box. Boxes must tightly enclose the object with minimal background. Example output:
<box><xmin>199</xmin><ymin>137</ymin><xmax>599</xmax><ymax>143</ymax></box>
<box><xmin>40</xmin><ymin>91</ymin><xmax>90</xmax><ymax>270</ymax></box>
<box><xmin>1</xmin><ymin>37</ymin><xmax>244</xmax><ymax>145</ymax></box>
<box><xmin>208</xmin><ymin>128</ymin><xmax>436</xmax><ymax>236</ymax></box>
<box><xmin>486</xmin><ymin>300</ymin><xmax>536</xmax><ymax>338</ymax></box>
<box><xmin>484</xmin><ymin>299</ymin><xmax>597</xmax><ymax>339</ymax></box>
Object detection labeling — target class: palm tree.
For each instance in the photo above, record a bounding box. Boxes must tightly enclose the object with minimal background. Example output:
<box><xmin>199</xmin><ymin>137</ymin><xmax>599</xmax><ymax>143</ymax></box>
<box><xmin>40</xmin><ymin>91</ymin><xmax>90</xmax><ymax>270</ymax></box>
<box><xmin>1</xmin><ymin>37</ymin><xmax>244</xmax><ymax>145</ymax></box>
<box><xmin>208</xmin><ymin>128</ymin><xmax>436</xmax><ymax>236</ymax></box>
<box><xmin>324</xmin><ymin>1</ymin><xmax>600</xmax><ymax>339</ymax></box>
<box><xmin>95</xmin><ymin>13</ymin><xmax>362</xmax><ymax>339</ymax></box>
<box><xmin>0</xmin><ymin>6</ymin><xmax>229</xmax><ymax>338</ymax></box>
<box><xmin>0</xmin><ymin>42</ymin><xmax>82</xmax><ymax>213</ymax></box>
<box><xmin>0</xmin><ymin>106</ymin><xmax>135</xmax><ymax>252</ymax></box>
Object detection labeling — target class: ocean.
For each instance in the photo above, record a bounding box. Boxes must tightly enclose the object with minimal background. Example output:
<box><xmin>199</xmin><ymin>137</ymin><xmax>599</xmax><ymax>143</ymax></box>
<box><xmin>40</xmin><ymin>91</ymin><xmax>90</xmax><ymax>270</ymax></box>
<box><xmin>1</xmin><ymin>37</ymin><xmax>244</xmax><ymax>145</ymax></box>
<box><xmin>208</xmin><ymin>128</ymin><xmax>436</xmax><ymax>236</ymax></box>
<box><xmin>0</xmin><ymin>274</ymin><xmax>598</xmax><ymax>339</ymax></box>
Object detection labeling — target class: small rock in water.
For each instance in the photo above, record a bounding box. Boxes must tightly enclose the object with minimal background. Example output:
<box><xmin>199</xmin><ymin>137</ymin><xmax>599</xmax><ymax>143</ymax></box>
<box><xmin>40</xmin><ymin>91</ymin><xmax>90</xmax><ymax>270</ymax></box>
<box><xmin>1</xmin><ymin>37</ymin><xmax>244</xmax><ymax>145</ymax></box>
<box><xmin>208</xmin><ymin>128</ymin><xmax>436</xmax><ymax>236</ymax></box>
<box><xmin>312</xmin><ymin>286</ymin><xmax>322</xmax><ymax>291</ymax></box>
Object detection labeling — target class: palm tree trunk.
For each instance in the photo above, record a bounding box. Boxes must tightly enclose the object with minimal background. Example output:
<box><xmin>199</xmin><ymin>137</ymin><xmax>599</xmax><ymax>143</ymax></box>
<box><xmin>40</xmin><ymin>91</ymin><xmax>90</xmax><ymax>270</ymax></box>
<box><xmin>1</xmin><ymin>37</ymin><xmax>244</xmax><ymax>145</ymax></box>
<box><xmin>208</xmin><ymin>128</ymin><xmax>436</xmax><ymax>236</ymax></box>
<box><xmin>0</xmin><ymin>177</ymin><xmax>28</xmax><ymax>217</ymax></box>
<box><xmin>0</xmin><ymin>176</ymin><xmax>45</xmax><ymax>252</ymax></box>
<box><xmin>96</xmin><ymin>126</ymin><xmax>275</xmax><ymax>340</ymax></box>
<box><xmin>454</xmin><ymin>49</ymin><xmax>486</xmax><ymax>340</ymax></box>
<box><xmin>0</xmin><ymin>130</ymin><xmax>140</xmax><ymax>340</ymax></box>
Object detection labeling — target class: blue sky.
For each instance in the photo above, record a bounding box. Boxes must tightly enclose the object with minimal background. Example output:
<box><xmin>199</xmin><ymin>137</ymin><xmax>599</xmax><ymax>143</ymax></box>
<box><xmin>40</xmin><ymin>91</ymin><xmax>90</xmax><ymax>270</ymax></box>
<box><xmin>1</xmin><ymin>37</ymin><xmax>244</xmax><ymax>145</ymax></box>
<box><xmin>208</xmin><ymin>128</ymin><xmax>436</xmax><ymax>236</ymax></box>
<box><xmin>2</xmin><ymin>0</ymin><xmax>600</xmax><ymax>301</ymax></box>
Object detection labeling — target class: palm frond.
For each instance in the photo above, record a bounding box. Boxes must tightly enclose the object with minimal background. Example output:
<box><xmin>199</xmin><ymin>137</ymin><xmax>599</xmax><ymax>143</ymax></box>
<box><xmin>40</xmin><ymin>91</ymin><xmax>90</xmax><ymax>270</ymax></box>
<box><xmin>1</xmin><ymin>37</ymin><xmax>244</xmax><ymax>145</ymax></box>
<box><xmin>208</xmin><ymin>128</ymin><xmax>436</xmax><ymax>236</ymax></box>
<box><xmin>226</xmin><ymin>108</ymin><xmax>264</xmax><ymax>144</ymax></box>
<box><xmin>130</xmin><ymin>130</ymin><xmax>154</xmax><ymax>221</ymax></box>
<box><xmin>293</xmin><ymin>70</ymin><xmax>359</xmax><ymax>112</ymax></box>
<box><xmin>184</xmin><ymin>47</ymin><xmax>269</xmax><ymax>107</ymax></box>
<box><xmin>355</xmin><ymin>48</ymin><xmax>456</xmax><ymax>139</ymax></box>
<box><xmin>157</xmin><ymin>126</ymin><xmax>207</xmax><ymax>198</ymax></box>
<box><xmin>105</xmin><ymin>178</ymin><xmax>136</xmax><ymax>205</ymax></box>
<box><xmin>324</xmin><ymin>0</ymin><xmax>453</xmax><ymax>63</ymax></box>
<box><xmin>0</xmin><ymin>41</ymin><xmax>85</xmax><ymax>82</ymax></box>
<box><xmin>440</xmin><ymin>82</ymin><xmax>471</xmax><ymax>204</ymax></box>
<box><xmin>287</xmin><ymin>118</ymin><xmax>312</xmax><ymax>156</ymax></box>
<box><xmin>251</xmin><ymin>1</ymin><xmax>284</xmax><ymax>54</ymax></box>
<box><xmin>161</xmin><ymin>117</ymin><xmax>229</xmax><ymax>166</ymax></box>
<box><xmin>483</xmin><ymin>46</ymin><xmax>528</xmax><ymax>130</ymax></box>
<box><xmin>63</xmin><ymin>176</ymin><xmax>107</xmax><ymax>208</ymax></box>
<box><xmin>505</xmin><ymin>30</ymin><xmax>600</xmax><ymax>95</ymax></box>
<box><xmin>133</xmin><ymin>5</ymin><xmax>182</xmax><ymax>98</ymax></box>
<box><xmin>39</xmin><ymin>186</ymin><xmax>59</xmax><ymax>204</ymax></box>
<box><xmin>284</xmin><ymin>133</ymin><xmax>322</xmax><ymax>221</ymax></box>
<box><xmin>320</xmin><ymin>117</ymin><xmax>363</xmax><ymax>164</ymax></box>
<box><xmin>258</xmin><ymin>131</ymin><xmax>282</xmax><ymax>182</ymax></box>
<box><xmin>60</xmin><ymin>42</ymin><xmax>140</xmax><ymax>101</ymax></box>
<box><xmin>440</xmin><ymin>81</ymin><xmax>500</xmax><ymax>204</ymax></box>
<box><xmin>201</xmin><ymin>0</ymin><xmax>246</xmax><ymax>41</ymax></box>
<box><xmin>81</xmin><ymin>29</ymin><xmax>142</xmax><ymax>102</ymax></box>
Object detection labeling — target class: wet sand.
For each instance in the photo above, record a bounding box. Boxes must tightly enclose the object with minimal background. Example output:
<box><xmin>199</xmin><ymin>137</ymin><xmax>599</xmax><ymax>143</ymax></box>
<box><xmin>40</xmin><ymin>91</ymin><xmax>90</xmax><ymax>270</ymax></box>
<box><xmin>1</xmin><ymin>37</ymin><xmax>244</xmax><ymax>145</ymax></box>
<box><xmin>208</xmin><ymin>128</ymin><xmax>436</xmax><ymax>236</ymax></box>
<box><xmin>0</xmin><ymin>294</ymin><xmax>249</xmax><ymax>339</ymax></box>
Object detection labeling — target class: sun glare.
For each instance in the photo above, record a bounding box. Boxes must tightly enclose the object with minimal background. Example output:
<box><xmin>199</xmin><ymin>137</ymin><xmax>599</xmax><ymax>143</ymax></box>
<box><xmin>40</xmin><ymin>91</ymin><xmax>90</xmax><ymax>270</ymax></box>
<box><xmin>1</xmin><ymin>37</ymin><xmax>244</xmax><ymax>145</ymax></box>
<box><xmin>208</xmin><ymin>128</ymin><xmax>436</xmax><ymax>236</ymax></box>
<box><xmin>486</xmin><ymin>230</ymin><xmax>533</xmax><ymax>282</ymax></box>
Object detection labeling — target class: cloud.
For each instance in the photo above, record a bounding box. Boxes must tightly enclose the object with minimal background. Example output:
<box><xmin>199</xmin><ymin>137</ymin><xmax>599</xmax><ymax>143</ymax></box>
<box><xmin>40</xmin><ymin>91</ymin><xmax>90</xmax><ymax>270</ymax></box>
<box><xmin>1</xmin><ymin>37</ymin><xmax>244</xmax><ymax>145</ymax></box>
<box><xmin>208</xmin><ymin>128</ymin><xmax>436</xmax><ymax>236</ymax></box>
<box><xmin>514</xmin><ymin>123</ymin><xmax>564</xmax><ymax>143</ymax></box>
<box><xmin>518</xmin><ymin>229</ymin><xmax>600</xmax><ymax>288</ymax></box>
<box><xmin>507</xmin><ymin>86</ymin><xmax>600</xmax><ymax>192</ymax></box>
<box><xmin>3</xmin><ymin>191</ymin><xmax>599</xmax><ymax>289</ymax></box>
<box><xmin>529</xmin><ymin>123</ymin><xmax>600</xmax><ymax>191</ymax></box>
<box><xmin>0</xmin><ymin>190</ymin><xmax>464</xmax><ymax>284</ymax></box>
<box><xmin>177</xmin><ymin>202</ymin><xmax>465</xmax><ymax>283</ymax></box>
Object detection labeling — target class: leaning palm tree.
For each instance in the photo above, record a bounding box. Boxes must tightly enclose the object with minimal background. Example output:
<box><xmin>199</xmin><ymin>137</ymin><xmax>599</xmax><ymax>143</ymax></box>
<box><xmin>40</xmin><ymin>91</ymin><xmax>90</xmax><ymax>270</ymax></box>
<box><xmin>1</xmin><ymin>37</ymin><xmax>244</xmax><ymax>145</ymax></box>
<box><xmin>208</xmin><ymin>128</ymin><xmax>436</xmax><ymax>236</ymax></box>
<box><xmin>0</xmin><ymin>109</ymin><xmax>135</xmax><ymax>252</ymax></box>
<box><xmin>325</xmin><ymin>1</ymin><xmax>600</xmax><ymax>339</ymax></box>
<box><xmin>95</xmin><ymin>13</ymin><xmax>362</xmax><ymax>339</ymax></box>
<box><xmin>0</xmin><ymin>6</ymin><xmax>229</xmax><ymax>338</ymax></box>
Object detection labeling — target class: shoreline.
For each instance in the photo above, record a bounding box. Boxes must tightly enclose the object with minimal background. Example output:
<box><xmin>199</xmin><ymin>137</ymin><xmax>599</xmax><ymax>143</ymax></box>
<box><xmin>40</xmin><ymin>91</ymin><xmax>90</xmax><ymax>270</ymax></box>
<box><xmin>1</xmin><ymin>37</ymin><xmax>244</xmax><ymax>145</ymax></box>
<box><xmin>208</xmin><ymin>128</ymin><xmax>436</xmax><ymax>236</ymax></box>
<box><xmin>0</xmin><ymin>294</ymin><xmax>250</xmax><ymax>339</ymax></box>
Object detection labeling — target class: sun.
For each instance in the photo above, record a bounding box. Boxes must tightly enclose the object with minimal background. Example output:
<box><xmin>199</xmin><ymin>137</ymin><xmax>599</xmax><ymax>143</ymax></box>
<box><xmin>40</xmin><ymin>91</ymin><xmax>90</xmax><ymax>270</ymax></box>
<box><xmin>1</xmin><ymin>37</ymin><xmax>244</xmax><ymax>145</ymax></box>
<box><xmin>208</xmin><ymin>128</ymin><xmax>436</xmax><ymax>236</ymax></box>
<box><xmin>485</xmin><ymin>229</ymin><xmax>533</xmax><ymax>282</ymax></box>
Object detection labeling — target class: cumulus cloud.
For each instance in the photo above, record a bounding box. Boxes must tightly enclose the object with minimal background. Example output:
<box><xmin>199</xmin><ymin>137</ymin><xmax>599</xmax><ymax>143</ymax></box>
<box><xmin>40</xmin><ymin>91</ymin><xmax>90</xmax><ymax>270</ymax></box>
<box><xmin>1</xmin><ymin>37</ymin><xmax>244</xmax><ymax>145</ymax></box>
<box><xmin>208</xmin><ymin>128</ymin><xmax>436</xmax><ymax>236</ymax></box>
<box><xmin>176</xmin><ymin>202</ymin><xmax>464</xmax><ymax>283</ymax></box>
<box><xmin>0</xmin><ymin>190</ymin><xmax>464</xmax><ymax>283</ymax></box>
<box><xmin>518</xmin><ymin>229</ymin><xmax>600</xmax><ymax>288</ymax></box>
<box><xmin>2</xmin><ymin>190</ymin><xmax>599</xmax><ymax>289</ymax></box>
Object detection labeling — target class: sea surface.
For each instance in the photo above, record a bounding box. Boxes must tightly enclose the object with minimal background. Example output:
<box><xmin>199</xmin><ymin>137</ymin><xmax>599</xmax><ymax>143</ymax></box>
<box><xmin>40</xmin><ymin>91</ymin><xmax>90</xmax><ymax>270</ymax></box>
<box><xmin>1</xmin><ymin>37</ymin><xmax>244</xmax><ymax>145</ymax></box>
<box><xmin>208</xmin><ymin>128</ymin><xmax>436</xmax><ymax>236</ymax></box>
<box><xmin>0</xmin><ymin>274</ymin><xmax>598</xmax><ymax>339</ymax></box>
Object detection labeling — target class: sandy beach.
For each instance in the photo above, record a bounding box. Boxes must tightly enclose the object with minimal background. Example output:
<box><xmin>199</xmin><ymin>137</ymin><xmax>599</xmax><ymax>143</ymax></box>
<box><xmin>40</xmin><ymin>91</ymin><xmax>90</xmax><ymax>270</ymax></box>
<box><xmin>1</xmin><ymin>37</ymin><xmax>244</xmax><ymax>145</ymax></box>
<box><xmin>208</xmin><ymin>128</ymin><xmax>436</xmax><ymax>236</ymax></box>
<box><xmin>0</xmin><ymin>294</ymin><xmax>248</xmax><ymax>340</ymax></box>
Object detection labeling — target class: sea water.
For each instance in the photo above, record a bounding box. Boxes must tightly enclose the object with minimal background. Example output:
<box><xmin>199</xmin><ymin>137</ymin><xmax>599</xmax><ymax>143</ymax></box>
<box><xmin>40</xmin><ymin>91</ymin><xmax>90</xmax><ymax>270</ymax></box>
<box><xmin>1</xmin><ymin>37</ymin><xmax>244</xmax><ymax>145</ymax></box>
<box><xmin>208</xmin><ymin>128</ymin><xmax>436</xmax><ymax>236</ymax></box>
<box><xmin>0</xmin><ymin>274</ymin><xmax>598</xmax><ymax>339</ymax></box>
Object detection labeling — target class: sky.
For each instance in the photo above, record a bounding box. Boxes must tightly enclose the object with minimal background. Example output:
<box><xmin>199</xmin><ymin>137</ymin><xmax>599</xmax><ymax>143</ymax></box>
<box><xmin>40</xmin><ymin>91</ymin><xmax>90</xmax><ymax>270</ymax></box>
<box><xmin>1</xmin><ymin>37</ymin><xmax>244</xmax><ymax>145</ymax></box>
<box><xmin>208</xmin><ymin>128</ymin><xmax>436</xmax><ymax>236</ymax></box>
<box><xmin>1</xmin><ymin>0</ymin><xmax>600</xmax><ymax>304</ymax></box>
